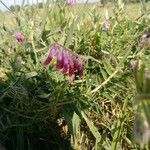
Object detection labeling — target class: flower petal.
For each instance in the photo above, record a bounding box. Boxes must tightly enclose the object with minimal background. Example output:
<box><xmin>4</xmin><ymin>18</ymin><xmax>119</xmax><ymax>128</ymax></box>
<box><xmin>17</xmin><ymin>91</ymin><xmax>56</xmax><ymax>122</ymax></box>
<box><xmin>56</xmin><ymin>50</ymin><xmax>63</xmax><ymax>69</ymax></box>
<box><xmin>43</xmin><ymin>44</ymin><xmax>58</xmax><ymax>65</ymax></box>
<box><xmin>72</xmin><ymin>56</ymin><xmax>83</xmax><ymax>77</ymax></box>
<box><xmin>62</xmin><ymin>50</ymin><xmax>69</xmax><ymax>74</ymax></box>
<box><xmin>72</xmin><ymin>57</ymin><xmax>79</xmax><ymax>71</ymax></box>
<box><xmin>77</xmin><ymin>62</ymin><xmax>83</xmax><ymax>77</ymax></box>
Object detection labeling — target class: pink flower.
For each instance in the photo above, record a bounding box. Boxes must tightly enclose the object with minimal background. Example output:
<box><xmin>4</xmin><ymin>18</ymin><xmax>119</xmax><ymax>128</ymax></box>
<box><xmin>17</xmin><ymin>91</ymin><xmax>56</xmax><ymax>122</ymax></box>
<box><xmin>65</xmin><ymin>0</ymin><xmax>76</xmax><ymax>6</ymax></box>
<box><xmin>43</xmin><ymin>43</ymin><xmax>84</xmax><ymax>79</ymax></box>
<box><xmin>102</xmin><ymin>20</ymin><xmax>111</xmax><ymax>31</ymax></box>
<box><xmin>14</xmin><ymin>32</ymin><xmax>24</xmax><ymax>42</ymax></box>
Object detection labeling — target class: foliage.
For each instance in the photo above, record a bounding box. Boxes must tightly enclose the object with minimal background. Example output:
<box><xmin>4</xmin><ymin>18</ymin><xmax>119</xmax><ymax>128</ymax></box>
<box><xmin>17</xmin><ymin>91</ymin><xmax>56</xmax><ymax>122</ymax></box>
<box><xmin>0</xmin><ymin>0</ymin><xmax>150</xmax><ymax>150</ymax></box>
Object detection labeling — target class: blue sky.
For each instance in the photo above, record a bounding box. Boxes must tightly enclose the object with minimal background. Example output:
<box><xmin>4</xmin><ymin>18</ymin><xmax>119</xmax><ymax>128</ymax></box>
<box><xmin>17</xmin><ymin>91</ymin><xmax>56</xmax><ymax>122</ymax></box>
<box><xmin>0</xmin><ymin>0</ymin><xmax>100</xmax><ymax>10</ymax></box>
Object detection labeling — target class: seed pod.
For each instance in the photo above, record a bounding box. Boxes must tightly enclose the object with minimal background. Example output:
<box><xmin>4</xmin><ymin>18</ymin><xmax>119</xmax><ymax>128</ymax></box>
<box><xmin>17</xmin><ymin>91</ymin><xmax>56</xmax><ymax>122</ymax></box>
<box><xmin>133</xmin><ymin>112</ymin><xmax>150</xmax><ymax>145</ymax></box>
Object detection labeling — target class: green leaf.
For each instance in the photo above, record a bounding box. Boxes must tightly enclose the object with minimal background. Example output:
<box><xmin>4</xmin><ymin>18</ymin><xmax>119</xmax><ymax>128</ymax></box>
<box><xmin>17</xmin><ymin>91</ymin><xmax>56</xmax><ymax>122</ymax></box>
<box><xmin>103</xmin><ymin>61</ymin><xmax>113</xmax><ymax>76</ymax></box>
<box><xmin>71</xmin><ymin>112</ymin><xmax>81</xmax><ymax>148</ymax></box>
<box><xmin>134</xmin><ymin>60</ymin><xmax>145</xmax><ymax>93</ymax></box>
<box><xmin>101</xmin><ymin>69</ymin><xmax>108</xmax><ymax>81</ymax></box>
<box><xmin>25</xmin><ymin>71</ymin><xmax>38</xmax><ymax>79</ymax></box>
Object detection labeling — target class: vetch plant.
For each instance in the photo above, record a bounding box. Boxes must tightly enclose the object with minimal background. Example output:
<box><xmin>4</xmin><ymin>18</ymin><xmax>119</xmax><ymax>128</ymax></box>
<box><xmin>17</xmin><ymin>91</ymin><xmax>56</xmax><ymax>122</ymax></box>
<box><xmin>43</xmin><ymin>43</ymin><xmax>84</xmax><ymax>79</ymax></box>
<box><xmin>1</xmin><ymin>0</ymin><xmax>150</xmax><ymax>149</ymax></box>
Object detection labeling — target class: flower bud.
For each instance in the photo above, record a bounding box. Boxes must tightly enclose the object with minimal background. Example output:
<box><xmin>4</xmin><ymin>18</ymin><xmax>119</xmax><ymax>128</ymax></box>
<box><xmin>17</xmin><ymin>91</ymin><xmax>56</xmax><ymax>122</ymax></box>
<box><xmin>13</xmin><ymin>32</ymin><xmax>24</xmax><ymax>42</ymax></box>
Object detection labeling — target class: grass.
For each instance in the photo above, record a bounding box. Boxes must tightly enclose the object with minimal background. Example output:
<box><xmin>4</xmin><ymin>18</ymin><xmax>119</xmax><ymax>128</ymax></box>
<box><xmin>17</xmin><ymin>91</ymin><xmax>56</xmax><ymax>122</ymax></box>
<box><xmin>0</xmin><ymin>1</ymin><xmax>150</xmax><ymax>150</ymax></box>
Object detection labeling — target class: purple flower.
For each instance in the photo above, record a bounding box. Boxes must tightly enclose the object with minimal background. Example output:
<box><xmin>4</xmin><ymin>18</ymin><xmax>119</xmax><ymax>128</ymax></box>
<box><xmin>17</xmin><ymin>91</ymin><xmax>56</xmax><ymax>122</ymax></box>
<box><xmin>43</xmin><ymin>43</ymin><xmax>84</xmax><ymax>79</ymax></box>
<box><xmin>14</xmin><ymin>32</ymin><xmax>24</xmax><ymax>42</ymax></box>
<box><xmin>65</xmin><ymin>0</ymin><xmax>76</xmax><ymax>6</ymax></box>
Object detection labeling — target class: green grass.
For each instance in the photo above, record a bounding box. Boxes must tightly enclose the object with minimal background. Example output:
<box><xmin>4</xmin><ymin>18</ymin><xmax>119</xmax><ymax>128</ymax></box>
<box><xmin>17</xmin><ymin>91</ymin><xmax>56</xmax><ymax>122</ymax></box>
<box><xmin>0</xmin><ymin>1</ymin><xmax>150</xmax><ymax>150</ymax></box>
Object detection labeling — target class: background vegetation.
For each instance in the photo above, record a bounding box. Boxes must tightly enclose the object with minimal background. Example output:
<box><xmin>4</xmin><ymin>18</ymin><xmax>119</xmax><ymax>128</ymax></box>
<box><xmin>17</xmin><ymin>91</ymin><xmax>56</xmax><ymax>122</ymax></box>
<box><xmin>0</xmin><ymin>0</ymin><xmax>150</xmax><ymax>149</ymax></box>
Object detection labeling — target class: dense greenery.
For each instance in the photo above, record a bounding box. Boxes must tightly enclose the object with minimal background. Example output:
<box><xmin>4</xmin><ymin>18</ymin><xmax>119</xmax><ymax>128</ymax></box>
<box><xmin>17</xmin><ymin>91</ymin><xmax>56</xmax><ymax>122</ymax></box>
<box><xmin>0</xmin><ymin>0</ymin><xmax>150</xmax><ymax>149</ymax></box>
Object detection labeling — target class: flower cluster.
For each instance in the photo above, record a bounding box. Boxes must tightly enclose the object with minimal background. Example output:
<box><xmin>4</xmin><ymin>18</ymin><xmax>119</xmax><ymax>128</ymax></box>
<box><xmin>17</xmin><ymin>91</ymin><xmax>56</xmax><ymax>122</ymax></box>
<box><xmin>43</xmin><ymin>43</ymin><xmax>84</xmax><ymax>78</ymax></box>
<box><xmin>13</xmin><ymin>32</ymin><xmax>24</xmax><ymax>42</ymax></box>
<box><xmin>65</xmin><ymin>0</ymin><xmax>76</xmax><ymax>6</ymax></box>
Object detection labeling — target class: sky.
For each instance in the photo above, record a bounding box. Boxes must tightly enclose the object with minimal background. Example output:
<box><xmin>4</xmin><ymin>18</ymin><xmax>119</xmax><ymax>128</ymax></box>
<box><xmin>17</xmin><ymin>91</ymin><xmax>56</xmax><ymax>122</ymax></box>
<box><xmin>0</xmin><ymin>0</ymin><xmax>43</xmax><ymax>10</ymax></box>
<box><xmin>0</xmin><ymin>0</ymin><xmax>100</xmax><ymax>11</ymax></box>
